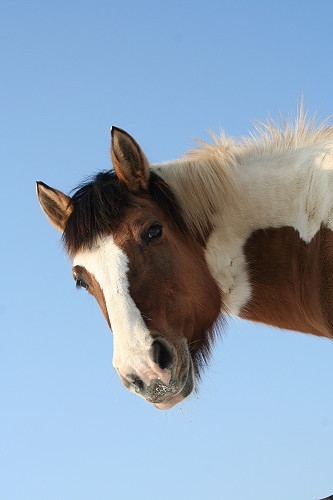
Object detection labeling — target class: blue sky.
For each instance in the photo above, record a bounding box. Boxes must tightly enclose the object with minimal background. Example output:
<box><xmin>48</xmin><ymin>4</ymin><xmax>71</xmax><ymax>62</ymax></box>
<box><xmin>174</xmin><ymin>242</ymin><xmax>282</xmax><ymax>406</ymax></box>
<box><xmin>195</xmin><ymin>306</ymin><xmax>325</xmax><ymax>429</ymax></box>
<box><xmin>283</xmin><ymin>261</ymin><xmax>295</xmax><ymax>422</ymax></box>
<box><xmin>1</xmin><ymin>1</ymin><xmax>333</xmax><ymax>499</ymax></box>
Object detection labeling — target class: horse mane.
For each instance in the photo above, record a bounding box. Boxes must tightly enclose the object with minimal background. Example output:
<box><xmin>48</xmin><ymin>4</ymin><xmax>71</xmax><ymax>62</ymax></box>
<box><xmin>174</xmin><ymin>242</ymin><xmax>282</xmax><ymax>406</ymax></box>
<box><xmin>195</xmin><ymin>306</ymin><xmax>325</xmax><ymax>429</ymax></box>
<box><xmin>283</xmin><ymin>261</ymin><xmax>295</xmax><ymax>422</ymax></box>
<box><xmin>194</xmin><ymin>107</ymin><xmax>333</xmax><ymax>156</ymax></box>
<box><xmin>63</xmin><ymin>170</ymin><xmax>188</xmax><ymax>257</ymax></box>
<box><xmin>240</xmin><ymin>110</ymin><xmax>333</xmax><ymax>151</ymax></box>
<box><xmin>154</xmin><ymin>109</ymin><xmax>333</xmax><ymax>245</ymax></box>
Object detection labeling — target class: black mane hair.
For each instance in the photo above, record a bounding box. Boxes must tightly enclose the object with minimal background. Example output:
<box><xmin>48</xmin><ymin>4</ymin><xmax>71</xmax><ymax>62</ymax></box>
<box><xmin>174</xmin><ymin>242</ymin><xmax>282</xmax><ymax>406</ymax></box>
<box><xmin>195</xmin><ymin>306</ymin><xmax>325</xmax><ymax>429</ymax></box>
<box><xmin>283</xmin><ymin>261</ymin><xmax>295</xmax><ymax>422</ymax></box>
<box><xmin>63</xmin><ymin>170</ymin><xmax>189</xmax><ymax>256</ymax></box>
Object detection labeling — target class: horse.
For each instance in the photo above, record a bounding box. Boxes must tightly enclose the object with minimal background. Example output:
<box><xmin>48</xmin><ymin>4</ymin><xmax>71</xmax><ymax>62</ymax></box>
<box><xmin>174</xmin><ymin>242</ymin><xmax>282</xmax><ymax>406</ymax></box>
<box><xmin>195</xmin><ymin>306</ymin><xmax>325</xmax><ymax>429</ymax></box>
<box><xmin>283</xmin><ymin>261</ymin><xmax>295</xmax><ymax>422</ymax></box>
<box><xmin>36</xmin><ymin>111</ymin><xmax>333</xmax><ymax>410</ymax></box>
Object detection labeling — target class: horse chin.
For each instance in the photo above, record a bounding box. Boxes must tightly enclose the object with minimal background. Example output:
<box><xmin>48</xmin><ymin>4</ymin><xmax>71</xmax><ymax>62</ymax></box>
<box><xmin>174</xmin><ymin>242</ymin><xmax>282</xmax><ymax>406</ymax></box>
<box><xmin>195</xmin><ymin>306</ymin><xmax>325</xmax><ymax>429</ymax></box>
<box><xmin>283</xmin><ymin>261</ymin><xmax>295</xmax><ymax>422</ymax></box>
<box><xmin>153</xmin><ymin>360</ymin><xmax>195</xmax><ymax>410</ymax></box>
<box><xmin>154</xmin><ymin>394</ymin><xmax>186</xmax><ymax>410</ymax></box>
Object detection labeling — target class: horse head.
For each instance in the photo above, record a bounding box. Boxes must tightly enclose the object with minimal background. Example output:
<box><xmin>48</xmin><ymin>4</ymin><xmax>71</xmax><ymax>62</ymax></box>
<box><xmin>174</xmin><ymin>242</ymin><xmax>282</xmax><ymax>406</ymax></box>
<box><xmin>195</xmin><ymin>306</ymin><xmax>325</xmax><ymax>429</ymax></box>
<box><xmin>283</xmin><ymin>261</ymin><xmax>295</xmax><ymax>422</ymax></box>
<box><xmin>37</xmin><ymin>127</ymin><xmax>221</xmax><ymax>409</ymax></box>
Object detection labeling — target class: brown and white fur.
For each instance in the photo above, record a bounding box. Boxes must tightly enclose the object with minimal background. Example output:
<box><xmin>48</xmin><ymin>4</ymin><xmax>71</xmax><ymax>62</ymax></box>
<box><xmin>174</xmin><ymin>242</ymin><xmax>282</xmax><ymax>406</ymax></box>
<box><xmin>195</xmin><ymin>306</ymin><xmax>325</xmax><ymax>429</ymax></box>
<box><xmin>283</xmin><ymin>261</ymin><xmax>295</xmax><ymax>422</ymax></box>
<box><xmin>36</xmin><ymin>111</ymin><xmax>333</xmax><ymax>409</ymax></box>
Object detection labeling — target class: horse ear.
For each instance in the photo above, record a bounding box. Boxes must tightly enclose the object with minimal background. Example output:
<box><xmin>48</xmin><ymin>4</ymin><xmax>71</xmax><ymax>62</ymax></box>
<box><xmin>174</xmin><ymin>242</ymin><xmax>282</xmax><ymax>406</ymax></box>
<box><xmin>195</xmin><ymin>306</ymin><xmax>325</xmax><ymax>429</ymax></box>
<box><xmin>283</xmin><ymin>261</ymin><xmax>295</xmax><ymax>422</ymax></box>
<box><xmin>36</xmin><ymin>181</ymin><xmax>73</xmax><ymax>232</ymax></box>
<box><xmin>111</xmin><ymin>127</ymin><xmax>150</xmax><ymax>193</ymax></box>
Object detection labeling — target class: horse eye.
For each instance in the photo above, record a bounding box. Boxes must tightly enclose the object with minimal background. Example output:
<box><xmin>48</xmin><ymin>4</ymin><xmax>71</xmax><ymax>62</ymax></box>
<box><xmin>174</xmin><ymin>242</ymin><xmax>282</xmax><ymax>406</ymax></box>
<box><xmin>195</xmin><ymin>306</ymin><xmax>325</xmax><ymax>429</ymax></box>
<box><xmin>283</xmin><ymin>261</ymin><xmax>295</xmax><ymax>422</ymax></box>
<box><xmin>76</xmin><ymin>278</ymin><xmax>89</xmax><ymax>290</ymax></box>
<box><xmin>145</xmin><ymin>224</ymin><xmax>163</xmax><ymax>243</ymax></box>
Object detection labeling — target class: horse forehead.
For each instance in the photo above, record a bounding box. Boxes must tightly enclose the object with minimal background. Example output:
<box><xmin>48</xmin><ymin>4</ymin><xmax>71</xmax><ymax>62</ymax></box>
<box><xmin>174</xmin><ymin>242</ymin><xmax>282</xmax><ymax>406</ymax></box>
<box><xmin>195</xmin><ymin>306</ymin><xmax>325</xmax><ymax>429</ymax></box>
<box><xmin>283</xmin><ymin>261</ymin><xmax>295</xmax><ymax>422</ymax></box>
<box><xmin>71</xmin><ymin>200</ymin><xmax>170</xmax><ymax>284</ymax></box>
<box><xmin>72</xmin><ymin>235</ymin><xmax>129</xmax><ymax>283</ymax></box>
<box><xmin>71</xmin><ymin>202</ymin><xmax>157</xmax><ymax>277</ymax></box>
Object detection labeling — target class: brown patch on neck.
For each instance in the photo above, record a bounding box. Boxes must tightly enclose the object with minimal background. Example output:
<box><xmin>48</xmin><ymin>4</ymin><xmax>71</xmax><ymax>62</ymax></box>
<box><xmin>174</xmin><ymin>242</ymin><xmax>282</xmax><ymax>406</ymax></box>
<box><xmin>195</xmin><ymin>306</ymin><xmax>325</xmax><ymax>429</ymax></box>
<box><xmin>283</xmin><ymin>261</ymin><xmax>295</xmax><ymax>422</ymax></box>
<box><xmin>241</xmin><ymin>226</ymin><xmax>333</xmax><ymax>338</ymax></box>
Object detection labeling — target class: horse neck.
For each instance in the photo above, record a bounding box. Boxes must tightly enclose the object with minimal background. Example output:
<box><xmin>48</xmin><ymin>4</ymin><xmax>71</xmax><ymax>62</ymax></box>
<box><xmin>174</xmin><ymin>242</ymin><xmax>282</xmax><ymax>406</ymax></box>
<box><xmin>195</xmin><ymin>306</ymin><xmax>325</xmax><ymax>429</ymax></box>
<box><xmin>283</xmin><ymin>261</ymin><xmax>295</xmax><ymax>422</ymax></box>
<box><xmin>154</xmin><ymin>140</ymin><xmax>333</xmax><ymax>338</ymax></box>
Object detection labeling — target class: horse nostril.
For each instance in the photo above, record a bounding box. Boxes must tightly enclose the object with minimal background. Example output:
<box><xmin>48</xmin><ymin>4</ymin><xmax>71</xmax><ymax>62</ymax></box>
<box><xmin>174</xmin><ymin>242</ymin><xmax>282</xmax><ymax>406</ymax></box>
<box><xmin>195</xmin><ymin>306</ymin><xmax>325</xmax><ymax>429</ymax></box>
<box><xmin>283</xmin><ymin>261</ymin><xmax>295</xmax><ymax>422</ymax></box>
<box><xmin>127</xmin><ymin>374</ymin><xmax>144</xmax><ymax>392</ymax></box>
<box><xmin>151</xmin><ymin>339</ymin><xmax>174</xmax><ymax>370</ymax></box>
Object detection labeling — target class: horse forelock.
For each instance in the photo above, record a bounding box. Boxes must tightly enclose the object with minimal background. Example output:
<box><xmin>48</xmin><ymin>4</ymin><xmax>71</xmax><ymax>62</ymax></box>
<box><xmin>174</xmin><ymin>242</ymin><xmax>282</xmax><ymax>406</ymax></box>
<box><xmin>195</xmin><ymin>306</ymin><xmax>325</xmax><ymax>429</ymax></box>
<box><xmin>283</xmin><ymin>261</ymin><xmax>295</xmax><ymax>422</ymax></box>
<box><xmin>63</xmin><ymin>170</ymin><xmax>189</xmax><ymax>257</ymax></box>
<box><xmin>63</xmin><ymin>171</ymin><xmax>124</xmax><ymax>257</ymax></box>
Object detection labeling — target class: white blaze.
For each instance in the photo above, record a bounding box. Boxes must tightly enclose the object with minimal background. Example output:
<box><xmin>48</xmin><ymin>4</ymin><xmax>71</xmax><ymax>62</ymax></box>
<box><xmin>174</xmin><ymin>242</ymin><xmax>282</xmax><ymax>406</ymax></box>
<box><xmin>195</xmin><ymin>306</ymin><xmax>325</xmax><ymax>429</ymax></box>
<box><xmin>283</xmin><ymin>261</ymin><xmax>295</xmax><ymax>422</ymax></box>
<box><xmin>73</xmin><ymin>235</ymin><xmax>170</xmax><ymax>387</ymax></box>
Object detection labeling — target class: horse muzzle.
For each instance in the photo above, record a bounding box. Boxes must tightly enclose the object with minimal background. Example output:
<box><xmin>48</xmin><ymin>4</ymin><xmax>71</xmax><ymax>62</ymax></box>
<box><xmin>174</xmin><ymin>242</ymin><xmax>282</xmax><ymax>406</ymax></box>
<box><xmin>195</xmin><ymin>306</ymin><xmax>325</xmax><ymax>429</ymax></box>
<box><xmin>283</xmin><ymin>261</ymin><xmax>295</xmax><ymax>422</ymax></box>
<box><xmin>115</xmin><ymin>336</ymin><xmax>195</xmax><ymax>409</ymax></box>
